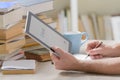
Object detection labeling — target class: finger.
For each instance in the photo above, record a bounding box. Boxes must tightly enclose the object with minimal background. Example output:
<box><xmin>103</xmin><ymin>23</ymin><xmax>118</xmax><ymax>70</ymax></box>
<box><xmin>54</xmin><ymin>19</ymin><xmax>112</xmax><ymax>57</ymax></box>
<box><xmin>90</xmin><ymin>56</ymin><xmax>96</xmax><ymax>59</ymax></box>
<box><xmin>50</xmin><ymin>52</ymin><xmax>59</xmax><ymax>62</ymax></box>
<box><xmin>50</xmin><ymin>50</ymin><xmax>59</xmax><ymax>59</ymax></box>
<box><xmin>90</xmin><ymin>55</ymin><xmax>103</xmax><ymax>59</ymax></box>
<box><xmin>86</xmin><ymin>40</ymin><xmax>100</xmax><ymax>52</ymax></box>
<box><xmin>52</xmin><ymin>46</ymin><xmax>67</xmax><ymax>56</ymax></box>
<box><xmin>94</xmin><ymin>55</ymin><xmax>102</xmax><ymax>59</ymax></box>
<box><xmin>88</xmin><ymin>48</ymin><xmax>103</xmax><ymax>56</ymax></box>
<box><xmin>90</xmin><ymin>55</ymin><xmax>99</xmax><ymax>59</ymax></box>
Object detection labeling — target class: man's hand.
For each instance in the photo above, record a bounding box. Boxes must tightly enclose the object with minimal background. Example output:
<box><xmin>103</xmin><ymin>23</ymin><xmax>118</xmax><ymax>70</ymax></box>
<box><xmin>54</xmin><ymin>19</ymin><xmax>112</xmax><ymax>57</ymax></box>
<box><xmin>50</xmin><ymin>46</ymin><xmax>79</xmax><ymax>70</ymax></box>
<box><xmin>85</xmin><ymin>40</ymin><xmax>116</xmax><ymax>59</ymax></box>
<box><xmin>50</xmin><ymin>45</ymin><xmax>120</xmax><ymax>74</ymax></box>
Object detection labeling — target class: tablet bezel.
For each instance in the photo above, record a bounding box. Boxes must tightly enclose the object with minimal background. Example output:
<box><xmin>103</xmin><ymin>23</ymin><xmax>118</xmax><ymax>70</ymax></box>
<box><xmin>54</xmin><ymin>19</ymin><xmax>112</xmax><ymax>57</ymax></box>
<box><xmin>25</xmin><ymin>11</ymin><xmax>71</xmax><ymax>52</ymax></box>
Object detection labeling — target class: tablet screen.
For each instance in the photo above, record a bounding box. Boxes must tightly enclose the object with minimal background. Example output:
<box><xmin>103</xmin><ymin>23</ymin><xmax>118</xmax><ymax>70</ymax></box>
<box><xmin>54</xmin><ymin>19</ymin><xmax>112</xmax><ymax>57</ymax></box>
<box><xmin>25</xmin><ymin>12</ymin><xmax>71</xmax><ymax>52</ymax></box>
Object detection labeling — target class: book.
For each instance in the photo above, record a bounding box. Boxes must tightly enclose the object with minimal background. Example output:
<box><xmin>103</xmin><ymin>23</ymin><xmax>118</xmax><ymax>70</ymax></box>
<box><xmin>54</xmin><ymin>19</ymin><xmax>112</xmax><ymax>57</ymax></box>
<box><xmin>78</xmin><ymin>17</ymin><xmax>86</xmax><ymax>39</ymax></box>
<box><xmin>103</xmin><ymin>15</ymin><xmax>113</xmax><ymax>40</ymax></box>
<box><xmin>23</xmin><ymin>43</ymin><xmax>40</xmax><ymax>49</ymax></box>
<box><xmin>22</xmin><ymin>16</ymin><xmax>54</xmax><ymax>24</ymax></box>
<box><xmin>90</xmin><ymin>13</ymin><xmax>100</xmax><ymax>39</ymax></box>
<box><xmin>111</xmin><ymin>16</ymin><xmax>120</xmax><ymax>41</ymax></box>
<box><xmin>0</xmin><ymin>22</ymin><xmax>24</xmax><ymax>40</ymax></box>
<box><xmin>0</xmin><ymin>49</ymin><xmax>22</xmax><ymax>60</ymax></box>
<box><xmin>0</xmin><ymin>33</ymin><xmax>25</xmax><ymax>43</ymax></box>
<box><xmin>0</xmin><ymin>37</ymin><xmax>25</xmax><ymax>54</ymax></box>
<box><xmin>58</xmin><ymin>9</ymin><xmax>68</xmax><ymax>33</ymax></box>
<box><xmin>66</xmin><ymin>8</ymin><xmax>72</xmax><ymax>32</ymax></box>
<box><xmin>15</xmin><ymin>0</ymin><xmax>53</xmax><ymax>6</ymax></box>
<box><xmin>0</xmin><ymin>50</ymin><xmax>24</xmax><ymax>61</ymax></box>
<box><xmin>48</xmin><ymin>22</ymin><xmax>57</xmax><ymax>29</ymax></box>
<box><xmin>16</xmin><ymin>0</ymin><xmax>54</xmax><ymax>15</ymax></box>
<box><xmin>1</xmin><ymin>60</ymin><xmax>36</xmax><ymax>74</ymax></box>
<box><xmin>23</xmin><ymin>34</ymin><xmax>41</xmax><ymax>49</ymax></box>
<box><xmin>42</xmin><ymin>18</ymin><xmax>53</xmax><ymax>24</ymax></box>
<box><xmin>37</xmin><ymin>14</ymin><xmax>48</xmax><ymax>20</ymax></box>
<box><xmin>25</xmin><ymin>48</ymin><xmax>51</xmax><ymax>62</ymax></box>
<box><xmin>80</xmin><ymin>14</ymin><xmax>96</xmax><ymax>39</ymax></box>
<box><xmin>21</xmin><ymin>14</ymin><xmax>48</xmax><ymax>23</ymax></box>
<box><xmin>0</xmin><ymin>7</ymin><xmax>23</xmax><ymax>29</ymax></box>
<box><xmin>21</xmin><ymin>15</ymin><xmax>56</xmax><ymax>29</ymax></box>
<box><xmin>78</xmin><ymin>16</ymin><xmax>85</xmax><ymax>32</ymax></box>
<box><xmin>7</xmin><ymin>52</ymin><xmax>24</xmax><ymax>60</ymax></box>
<box><xmin>24</xmin><ymin>40</ymin><xmax>39</xmax><ymax>47</ymax></box>
<box><xmin>0</xmin><ymin>1</ymin><xmax>20</xmax><ymax>12</ymax></box>
<box><xmin>22</xmin><ymin>45</ymin><xmax>44</xmax><ymax>52</ymax></box>
<box><xmin>97</xmin><ymin>15</ymin><xmax>105</xmax><ymax>39</ymax></box>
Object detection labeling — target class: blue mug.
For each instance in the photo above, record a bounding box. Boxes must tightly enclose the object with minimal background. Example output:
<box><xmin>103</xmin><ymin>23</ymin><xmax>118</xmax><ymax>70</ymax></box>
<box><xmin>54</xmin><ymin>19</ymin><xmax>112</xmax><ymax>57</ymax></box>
<box><xmin>63</xmin><ymin>32</ymin><xmax>88</xmax><ymax>54</ymax></box>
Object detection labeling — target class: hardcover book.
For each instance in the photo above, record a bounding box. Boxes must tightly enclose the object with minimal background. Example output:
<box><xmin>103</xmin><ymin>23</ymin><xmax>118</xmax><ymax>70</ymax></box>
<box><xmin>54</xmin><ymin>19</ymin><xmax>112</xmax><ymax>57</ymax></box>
<box><xmin>0</xmin><ymin>22</ymin><xmax>24</xmax><ymax>40</ymax></box>
<box><xmin>0</xmin><ymin>37</ymin><xmax>25</xmax><ymax>54</ymax></box>
<box><xmin>0</xmin><ymin>49</ymin><xmax>22</xmax><ymax>60</ymax></box>
<box><xmin>0</xmin><ymin>7</ymin><xmax>23</xmax><ymax>29</ymax></box>
<box><xmin>25</xmin><ymin>48</ymin><xmax>51</xmax><ymax>62</ymax></box>
<box><xmin>1</xmin><ymin>60</ymin><xmax>36</xmax><ymax>74</ymax></box>
<box><xmin>16</xmin><ymin>0</ymin><xmax>54</xmax><ymax>15</ymax></box>
<box><xmin>0</xmin><ymin>1</ymin><xmax>20</xmax><ymax>12</ymax></box>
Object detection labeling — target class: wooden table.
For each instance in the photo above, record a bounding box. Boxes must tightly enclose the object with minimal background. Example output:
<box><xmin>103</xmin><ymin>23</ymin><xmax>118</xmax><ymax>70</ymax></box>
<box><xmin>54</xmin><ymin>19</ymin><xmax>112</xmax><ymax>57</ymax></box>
<box><xmin>1</xmin><ymin>40</ymin><xmax>120</xmax><ymax>80</ymax></box>
<box><xmin>0</xmin><ymin>61</ymin><xmax>120</xmax><ymax>80</ymax></box>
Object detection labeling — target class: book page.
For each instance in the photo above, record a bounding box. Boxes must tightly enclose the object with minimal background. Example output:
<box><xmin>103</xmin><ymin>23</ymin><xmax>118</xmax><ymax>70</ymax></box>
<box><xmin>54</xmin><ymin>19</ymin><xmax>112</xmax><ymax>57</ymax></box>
<box><xmin>74</xmin><ymin>54</ymin><xmax>91</xmax><ymax>60</ymax></box>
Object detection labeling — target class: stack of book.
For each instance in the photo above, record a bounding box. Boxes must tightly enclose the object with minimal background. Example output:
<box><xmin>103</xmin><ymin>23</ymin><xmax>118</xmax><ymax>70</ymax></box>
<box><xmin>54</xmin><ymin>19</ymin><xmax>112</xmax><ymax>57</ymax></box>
<box><xmin>0</xmin><ymin>1</ymin><xmax>25</xmax><ymax>66</ymax></box>
<box><xmin>0</xmin><ymin>0</ymin><xmax>55</xmax><ymax>65</ymax></box>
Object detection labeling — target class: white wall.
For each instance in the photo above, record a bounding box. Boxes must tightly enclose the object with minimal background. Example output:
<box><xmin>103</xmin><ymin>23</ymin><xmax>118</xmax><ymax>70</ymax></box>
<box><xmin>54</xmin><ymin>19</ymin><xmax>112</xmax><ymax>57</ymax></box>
<box><xmin>78</xmin><ymin>0</ymin><xmax>120</xmax><ymax>15</ymax></box>
<box><xmin>44</xmin><ymin>0</ymin><xmax>120</xmax><ymax>18</ymax></box>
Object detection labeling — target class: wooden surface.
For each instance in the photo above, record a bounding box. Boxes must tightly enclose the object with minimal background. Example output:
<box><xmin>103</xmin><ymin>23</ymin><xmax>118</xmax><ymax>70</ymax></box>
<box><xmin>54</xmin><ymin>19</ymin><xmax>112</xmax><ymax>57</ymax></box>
<box><xmin>0</xmin><ymin>61</ymin><xmax>120</xmax><ymax>80</ymax></box>
<box><xmin>0</xmin><ymin>40</ymin><xmax>120</xmax><ymax>80</ymax></box>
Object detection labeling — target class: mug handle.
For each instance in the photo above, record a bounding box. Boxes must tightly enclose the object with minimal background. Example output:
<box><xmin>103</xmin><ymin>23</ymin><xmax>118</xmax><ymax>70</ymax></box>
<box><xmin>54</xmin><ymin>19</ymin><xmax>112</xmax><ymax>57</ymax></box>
<box><xmin>80</xmin><ymin>32</ymin><xmax>88</xmax><ymax>45</ymax></box>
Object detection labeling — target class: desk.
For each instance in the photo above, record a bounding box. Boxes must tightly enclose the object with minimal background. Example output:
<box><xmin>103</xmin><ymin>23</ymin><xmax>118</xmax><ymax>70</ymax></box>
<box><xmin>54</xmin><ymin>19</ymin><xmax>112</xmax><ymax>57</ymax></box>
<box><xmin>1</xmin><ymin>40</ymin><xmax>120</xmax><ymax>80</ymax></box>
<box><xmin>0</xmin><ymin>61</ymin><xmax>120</xmax><ymax>80</ymax></box>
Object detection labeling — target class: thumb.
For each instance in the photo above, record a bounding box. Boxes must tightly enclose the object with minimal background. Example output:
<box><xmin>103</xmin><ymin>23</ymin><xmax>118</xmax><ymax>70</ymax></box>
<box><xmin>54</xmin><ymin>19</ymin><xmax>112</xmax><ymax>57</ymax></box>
<box><xmin>52</xmin><ymin>46</ymin><xmax>67</xmax><ymax>56</ymax></box>
<box><xmin>50</xmin><ymin>51</ymin><xmax>59</xmax><ymax>61</ymax></box>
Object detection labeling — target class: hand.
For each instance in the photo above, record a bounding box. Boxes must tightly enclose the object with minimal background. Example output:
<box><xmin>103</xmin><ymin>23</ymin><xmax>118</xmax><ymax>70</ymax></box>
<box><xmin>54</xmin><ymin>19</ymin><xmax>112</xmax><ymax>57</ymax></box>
<box><xmin>85</xmin><ymin>40</ymin><xmax>115</xmax><ymax>59</ymax></box>
<box><xmin>50</xmin><ymin>46</ymin><xmax>79</xmax><ymax>70</ymax></box>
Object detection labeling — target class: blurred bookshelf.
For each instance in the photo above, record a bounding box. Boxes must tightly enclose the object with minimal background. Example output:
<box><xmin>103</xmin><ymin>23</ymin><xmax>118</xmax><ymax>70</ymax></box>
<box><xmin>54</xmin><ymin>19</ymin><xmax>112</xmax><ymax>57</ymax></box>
<box><xmin>43</xmin><ymin>0</ymin><xmax>120</xmax><ymax>40</ymax></box>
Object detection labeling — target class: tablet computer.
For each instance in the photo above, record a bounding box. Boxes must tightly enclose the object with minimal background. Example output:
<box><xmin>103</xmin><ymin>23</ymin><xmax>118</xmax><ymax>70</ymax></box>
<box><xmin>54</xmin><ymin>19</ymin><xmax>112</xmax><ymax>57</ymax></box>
<box><xmin>25</xmin><ymin>12</ymin><xmax>71</xmax><ymax>55</ymax></box>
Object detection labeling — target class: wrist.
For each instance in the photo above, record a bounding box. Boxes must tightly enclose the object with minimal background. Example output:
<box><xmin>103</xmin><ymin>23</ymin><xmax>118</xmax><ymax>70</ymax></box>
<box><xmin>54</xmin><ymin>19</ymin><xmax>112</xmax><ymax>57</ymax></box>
<box><xmin>112</xmin><ymin>44</ymin><xmax>120</xmax><ymax>57</ymax></box>
<box><xmin>72</xmin><ymin>60</ymin><xmax>85</xmax><ymax>71</ymax></box>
